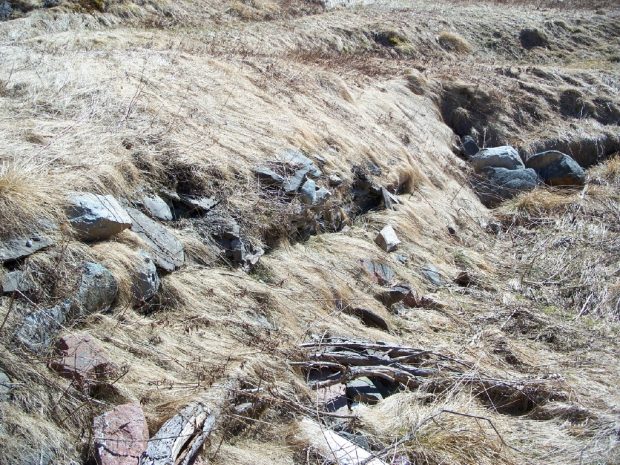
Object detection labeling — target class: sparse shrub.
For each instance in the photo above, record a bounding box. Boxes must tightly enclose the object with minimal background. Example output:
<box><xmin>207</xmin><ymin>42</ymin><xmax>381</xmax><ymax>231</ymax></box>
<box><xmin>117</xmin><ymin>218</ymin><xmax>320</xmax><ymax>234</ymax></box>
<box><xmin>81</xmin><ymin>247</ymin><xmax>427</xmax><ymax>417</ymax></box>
<box><xmin>438</xmin><ymin>31</ymin><xmax>472</xmax><ymax>54</ymax></box>
<box><xmin>373</xmin><ymin>29</ymin><xmax>408</xmax><ymax>48</ymax></box>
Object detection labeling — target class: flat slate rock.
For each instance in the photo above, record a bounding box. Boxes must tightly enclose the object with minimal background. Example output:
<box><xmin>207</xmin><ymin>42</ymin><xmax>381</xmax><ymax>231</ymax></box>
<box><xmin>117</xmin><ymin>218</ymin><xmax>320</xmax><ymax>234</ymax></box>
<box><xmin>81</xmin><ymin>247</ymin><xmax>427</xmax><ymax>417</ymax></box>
<box><xmin>67</xmin><ymin>193</ymin><xmax>132</xmax><ymax>241</ymax></box>
<box><xmin>0</xmin><ymin>235</ymin><xmax>53</xmax><ymax>263</ymax></box>
<box><xmin>1</xmin><ymin>270</ymin><xmax>36</xmax><ymax>294</ymax></box>
<box><xmin>255</xmin><ymin>166</ymin><xmax>284</xmax><ymax>186</ymax></box>
<box><xmin>346</xmin><ymin>377</ymin><xmax>383</xmax><ymax>405</ymax></box>
<box><xmin>421</xmin><ymin>264</ymin><xmax>444</xmax><ymax>286</ymax></box>
<box><xmin>279</xmin><ymin>149</ymin><xmax>322</xmax><ymax>178</ymax></box>
<box><xmin>126</xmin><ymin>208</ymin><xmax>184</xmax><ymax>272</ymax></box>
<box><xmin>360</xmin><ymin>259</ymin><xmax>395</xmax><ymax>286</ymax></box>
<box><xmin>93</xmin><ymin>403</ymin><xmax>149</xmax><ymax>465</ymax></box>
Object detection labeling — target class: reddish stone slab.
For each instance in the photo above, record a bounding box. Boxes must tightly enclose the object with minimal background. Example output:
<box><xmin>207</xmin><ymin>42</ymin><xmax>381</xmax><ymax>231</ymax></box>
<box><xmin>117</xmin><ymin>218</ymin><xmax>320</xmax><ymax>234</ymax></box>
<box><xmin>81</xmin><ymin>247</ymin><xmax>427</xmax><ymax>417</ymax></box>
<box><xmin>49</xmin><ymin>333</ymin><xmax>116</xmax><ymax>384</ymax></box>
<box><xmin>93</xmin><ymin>403</ymin><xmax>149</xmax><ymax>465</ymax></box>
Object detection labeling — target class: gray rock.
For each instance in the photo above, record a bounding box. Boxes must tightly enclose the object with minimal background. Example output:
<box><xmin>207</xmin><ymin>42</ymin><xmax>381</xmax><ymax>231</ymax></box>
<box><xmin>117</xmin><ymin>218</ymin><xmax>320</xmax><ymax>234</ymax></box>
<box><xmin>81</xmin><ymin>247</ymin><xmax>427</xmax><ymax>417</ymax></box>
<box><xmin>421</xmin><ymin>264</ymin><xmax>444</xmax><ymax>286</ymax></box>
<box><xmin>126</xmin><ymin>208</ymin><xmax>184</xmax><ymax>272</ymax></box>
<box><xmin>346</xmin><ymin>377</ymin><xmax>383</xmax><ymax>405</ymax></box>
<box><xmin>16</xmin><ymin>262</ymin><xmax>117</xmax><ymax>352</ymax></box>
<box><xmin>255</xmin><ymin>166</ymin><xmax>284</xmax><ymax>186</ymax></box>
<box><xmin>377</xmin><ymin>284</ymin><xmax>411</xmax><ymax>307</ymax></box>
<box><xmin>283</xmin><ymin>168</ymin><xmax>309</xmax><ymax>193</ymax></box>
<box><xmin>0</xmin><ymin>370</ymin><xmax>11</xmax><ymax>401</ymax></box>
<box><xmin>72</xmin><ymin>262</ymin><xmax>118</xmax><ymax>317</ymax></box>
<box><xmin>375</xmin><ymin>225</ymin><xmax>400</xmax><ymax>252</ymax></box>
<box><xmin>473</xmin><ymin>167</ymin><xmax>540</xmax><ymax>207</ymax></box>
<box><xmin>67</xmin><ymin>193</ymin><xmax>132</xmax><ymax>241</ymax></box>
<box><xmin>300</xmin><ymin>179</ymin><xmax>317</xmax><ymax>205</ymax></box>
<box><xmin>1</xmin><ymin>271</ymin><xmax>35</xmax><ymax>294</ymax></box>
<box><xmin>328</xmin><ymin>174</ymin><xmax>343</xmax><ymax>186</ymax></box>
<box><xmin>16</xmin><ymin>301</ymin><xmax>71</xmax><ymax>353</ymax></box>
<box><xmin>470</xmin><ymin>146</ymin><xmax>524</xmax><ymax>172</ymax></box>
<box><xmin>279</xmin><ymin>149</ymin><xmax>322</xmax><ymax>178</ymax></box>
<box><xmin>381</xmin><ymin>187</ymin><xmax>399</xmax><ymax>210</ymax></box>
<box><xmin>209</xmin><ymin>213</ymin><xmax>263</xmax><ymax>269</ymax></box>
<box><xmin>461</xmin><ymin>135</ymin><xmax>479</xmax><ymax>158</ymax></box>
<box><xmin>520</xmin><ymin>28</ymin><xmax>549</xmax><ymax>49</ymax></box>
<box><xmin>178</xmin><ymin>195</ymin><xmax>219</xmax><ymax>214</ymax></box>
<box><xmin>525</xmin><ymin>151</ymin><xmax>585</xmax><ymax>186</ymax></box>
<box><xmin>142</xmin><ymin>194</ymin><xmax>173</xmax><ymax>221</ymax></box>
<box><xmin>132</xmin><ymin>252</ymin><xmax>160</xmax><ymax>304</ymax></box>
<box><xmin>360</xmin><ymin>259</ymin><xmax>395</xmax><ymax>286</ymax></box>
<box><xmin>0</xmin><ymin>1</ymin><xmax>11</xmax><ymax>20</ymax></box>
<box><xmin>315</xmin><ymin>187</ymin><xmax>331</xmax><ymax>205</ymax></box>
<box><xmin>0</xmin><ymin>235</ymin><xmax>53</xmax><ymax>264</ymax></box>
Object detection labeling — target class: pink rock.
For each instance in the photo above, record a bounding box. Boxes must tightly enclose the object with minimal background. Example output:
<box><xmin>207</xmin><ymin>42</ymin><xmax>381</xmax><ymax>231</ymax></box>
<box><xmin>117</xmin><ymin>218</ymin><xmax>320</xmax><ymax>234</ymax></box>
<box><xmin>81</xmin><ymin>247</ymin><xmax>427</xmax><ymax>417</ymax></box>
<box><xmin>93</xmin><ymin>403</ymin><xmax>149</xmax><ymax>465</ymax></box>
<box><xmin>49</xmin><ymin>333</ymin><xmax>116</xmax><ymax>384</ymax></box>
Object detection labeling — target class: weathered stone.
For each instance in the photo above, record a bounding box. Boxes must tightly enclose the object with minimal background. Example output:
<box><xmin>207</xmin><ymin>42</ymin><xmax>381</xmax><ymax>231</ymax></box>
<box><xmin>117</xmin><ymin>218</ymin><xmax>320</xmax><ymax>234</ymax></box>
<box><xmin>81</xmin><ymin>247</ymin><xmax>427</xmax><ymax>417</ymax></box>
<box><xmin>381</xmin><ymin>187</ymin><xmax>399</xmax><ymax>210</ymax></box>
<box><xmin>377</xmin><ymin>284</ymin><xmax>411</xmax><ymax>307</ymax></box>
<box><xmin>0</xmin><ymin>370</ymin><xmax>11</xmax><ymax>401</ymax></box>
<box><xmin>67</xmin><ymin>193</ymin><xmax>132</xmax><ymax>241</ymax></box>
<box><xmin>346</xmin><ymin>377</ymin><xmax>383</xmax><ymax>405</ymax></box>
<box><xmin>470</xmin><ymin>146</ymin><xmax>524</xmax><ymax>172</ymax></box>
<box><xmin>16</xmin><ymin>301</ymin><xmax>71</xmax><ymax>353</ymax></box>
<box><xmin>279</xmin><ymin>149</ymin><xmax>322</xmax><ymax>178</ymax></box>
<box><xmin>344</xmin><ymin>307</ymin><xmax>389</xmax><ymax>331</ymax></box>
<box><xmin>132</xmin><ymin>252</ymin><xmax>160</xmax><ymax>304</ymax></box>
<box><xmin>255</xmin><ymin>166</ymin><xmax>284</xmax><ymax>186</ymax></box>
<box><xmin>374</xmin><ymin>225</ymin><xmax>400</xmax><ymax>252</ymax></box>
<box><xmin>360</xmin><ymin>259</ymin><xmax>395</xmax><ymax>286</ymax></box>
<box><xmin>126</xmin><ymin>208</ymin><xmax>184</xmax><ymax>272</ymax></box>
<box><xmin>0</xmin><ymin>235</ymin><xmax>53</xmax><ymax>263</ymax></box>
<box><xmin>300</xmin><ymin>179</ymin><xmax>317</xmax><ymax>205</ymax></box>
<box><xmin>1</xmin><ymin>270</ymin><xmax>35</xmax><ymax>294</ymax></box>
<box><xmin>473</xmin><ymin>167</ymin><xmax>539</xmax><ymax>207</ymax></box>
<box><xmin>179</xmin><ymin>195</ymin><xmax>219</xmax><ymax>214</ymax></box>
<box><xmin>525</xmin><ymin>151</ymin><xmax>585</xmax><ymax>186</ymax></box>
<box><xmin>49</xmin><ymin>333</ymin><xmax>116</xmax><ymax>383</ymax></box>
<box><xmin>283</xmin><ymin>168</ymin><xmax>309</xmax><ymax>193</ymax></box>
<box><xmin>328</xmin><ymin>174</ymin><xmax>343</xmax><ymax>186</ymax></box>
<box><xmin>520</xmin><ymin>28</ymin><xmax>549</xmax><ymax>49</ymax></box>
<box><xmin>142</xmin><ymin>194</ymin><xmax>173</xmax><ymax>221</ymax></box>
<box><xmin>93</xmin><ymin>403</ymin><xmax>149</xmax><ymax>465</ymax></box>
<box><xmin>72</xmin><ymin>262</ymin><xmax>118</xmax><ymax>317</ymax></box>
<box><xmin>421</xmin><ymin>264</ymin><xmax>444</xmax><ymax>286</ymax></box>
<box><xmin>16</xmin><ymin>262</ymin><xmax>117</xmax><ymax>352</ymax></box>
<box><xmin>0</xmin><ymin>1</ymin><xmax>11</xmax><ymax>20</ymax></box>
<box><xmin>461</xmin><ymin>135</ymin><xmax>479</xmax><ymax>158</ymax></box>
<box><xmin>315</xmin><ymin>187</ymin><xmax>332</xmax><ymax>205</ymax></box>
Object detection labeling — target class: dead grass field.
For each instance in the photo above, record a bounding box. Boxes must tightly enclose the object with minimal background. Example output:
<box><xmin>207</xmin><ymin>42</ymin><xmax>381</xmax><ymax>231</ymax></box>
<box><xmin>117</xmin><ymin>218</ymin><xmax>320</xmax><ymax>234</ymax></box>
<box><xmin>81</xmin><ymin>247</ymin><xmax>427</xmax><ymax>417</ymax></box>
<box><xmin>0</xmin><ymin>1</ymin><xmax>619</xmax><ymax>464</ymax></box>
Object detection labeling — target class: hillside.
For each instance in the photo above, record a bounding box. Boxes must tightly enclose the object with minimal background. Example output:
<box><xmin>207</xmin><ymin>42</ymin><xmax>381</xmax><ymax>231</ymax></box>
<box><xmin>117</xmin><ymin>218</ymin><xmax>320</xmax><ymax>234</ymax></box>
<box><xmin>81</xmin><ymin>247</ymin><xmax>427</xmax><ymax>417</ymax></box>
<box><xmin>0</xmin><ymin>1</ymin><xmax>619</xmax><ymax>464</ymax></box>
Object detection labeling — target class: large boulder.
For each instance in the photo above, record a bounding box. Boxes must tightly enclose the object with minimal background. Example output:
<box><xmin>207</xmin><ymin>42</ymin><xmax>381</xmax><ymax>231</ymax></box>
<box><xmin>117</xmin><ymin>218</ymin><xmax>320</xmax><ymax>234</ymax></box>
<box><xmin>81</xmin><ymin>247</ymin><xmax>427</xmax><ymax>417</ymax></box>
<box><xmin>525</xmin><ymin>151</ymin><xmax>586</xmax><ymax>186</ymax></box>
<box><xmin>49</xmin><ymin>333</ymin><xmax>117</xmax><ymax>384</ymax></box>
<box><xmin>126</xmin><ymin>208</ymin><xmax>184</xmax><ymax>272</ymax></box>
<box><xmin>0</xmin><ymin>234</ymin><xmax>54</xmax><ymax>264</ymax></box>
<box><xmin>473</xmin><ymin>167</ymin><xmax>540</xmax><ymax>207</ymax></box>
<box><xmin>16</xmin><ymin>262</ymin><xmax>117</xmax><ymax>352</ymax></box>
<box><xmin>67</xmin><ymin>193</ymin><xmax>132</xmax><ymax>241</ymax></box>
<box><xmin>470</xmin><ymin>146</ymin><xmax>525</xmax><ymax>172</ymax></box>
<box><xmin>93</xmin><ymin>403</ymin><xmax>149</xmax><ymax>465</ymax></box>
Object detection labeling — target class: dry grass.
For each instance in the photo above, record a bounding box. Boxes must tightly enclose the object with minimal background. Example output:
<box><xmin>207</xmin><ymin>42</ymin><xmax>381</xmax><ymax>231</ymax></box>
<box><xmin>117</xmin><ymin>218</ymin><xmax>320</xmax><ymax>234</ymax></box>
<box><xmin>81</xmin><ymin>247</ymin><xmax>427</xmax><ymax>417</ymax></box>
<box><xmin>438</xmin><ymin>31</ymin><xmax>473</xmax><ymax>54</ymax></box>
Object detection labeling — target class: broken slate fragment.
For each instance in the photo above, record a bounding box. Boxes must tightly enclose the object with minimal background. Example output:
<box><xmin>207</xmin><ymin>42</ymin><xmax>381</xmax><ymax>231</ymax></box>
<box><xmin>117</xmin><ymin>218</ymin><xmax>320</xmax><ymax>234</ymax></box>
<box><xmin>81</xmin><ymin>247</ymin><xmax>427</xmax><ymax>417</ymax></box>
<box><xmin>328</xmin><ymin>174</ymin><xmax>343</xmax><ymax>186</ymax></box>
<box><xmin>315</xmin><ymin>383</ymin><xmax>348</xmax><ymax>412</ymax></box>
<box><xmin>283</xmin><ymin>168</ymin><xmax>309</xmax><ymax>193</ymax></box>
<box><xmin>142</xmin><ymin>194</ymin><xmax>173</xmax><ymax>221</ymax></box>
<box><xmin>346</xmin><ymin>377</ymin><xmax>383</xmax><ymax>405</ymax></box>
<box><xmin>360</xmin><ymin>259</ymin><xmax>395</xmax><ymax>286</ymax></box>
<box><xmin>421</xmin><ymin>264</ymin><xmax>444</xmax><ymax>286</ymax></box>
<box><xmin>375</xmin><ymin>225</ymin><xmax>400</xmax><ymax>252</ymax></box>
<box><xmin>0</xmin><ymin>235</ymin><xmax>54</xmax><ymax>264</ymax></box>
<box><xmin>255</xmin><ymin>166</ymin><xmax>284</xmax><ymax>186</ymax></box>
<box><xmin>377</xmin><ymin>284</ymin><xmax>411</xmax><ymax>307</ymax></box>
<box><xmin>381</xmin><ymin>187</ymin><xmax>399</xmax><ymax>210</ymax></box>
<box><xmin>300</xmin><ymin>179</ymin><xmax>317</xmax><ymax>205</ymax></box>
<box><xmin>49</xmin><ymin>333</ymin><xmax>117</xmax><ymax>384</ymax></box>
<box><xmin>279</xmin><ymin>149</ymin><xmax>322</xmax><ymax>178</ymax></box>
<box><xmin>132</xmin><ymin>251</ymin><xmax>160</xmax><ymax>305</ymax></box>
<box><xmin>1</xmin><ymin>270</ymin><xmax>35</xmax><ymax>294</ymax></box>
<box><xmin>126</xmin><ymin>208</ymin><xmax>184</xmax><ymax>272</ymax></box>
<box><xmin>179</xmin><ymin>195</ymin><xmax>219</xmax><ymax>214</ymax></box>
<box><xmin>67</xmin><ymin>193</ymin><xmax>132</xmax><ymax>241</ymax></box>
<box><xmin>93</xmin><ymin>403</ymin><xmax>149</xmax><ymax>465</ymax></box>
<box><xmin>315</xmin><ymin>187</ymin><xmax>331</xmax><ymax>205</ymax></box>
